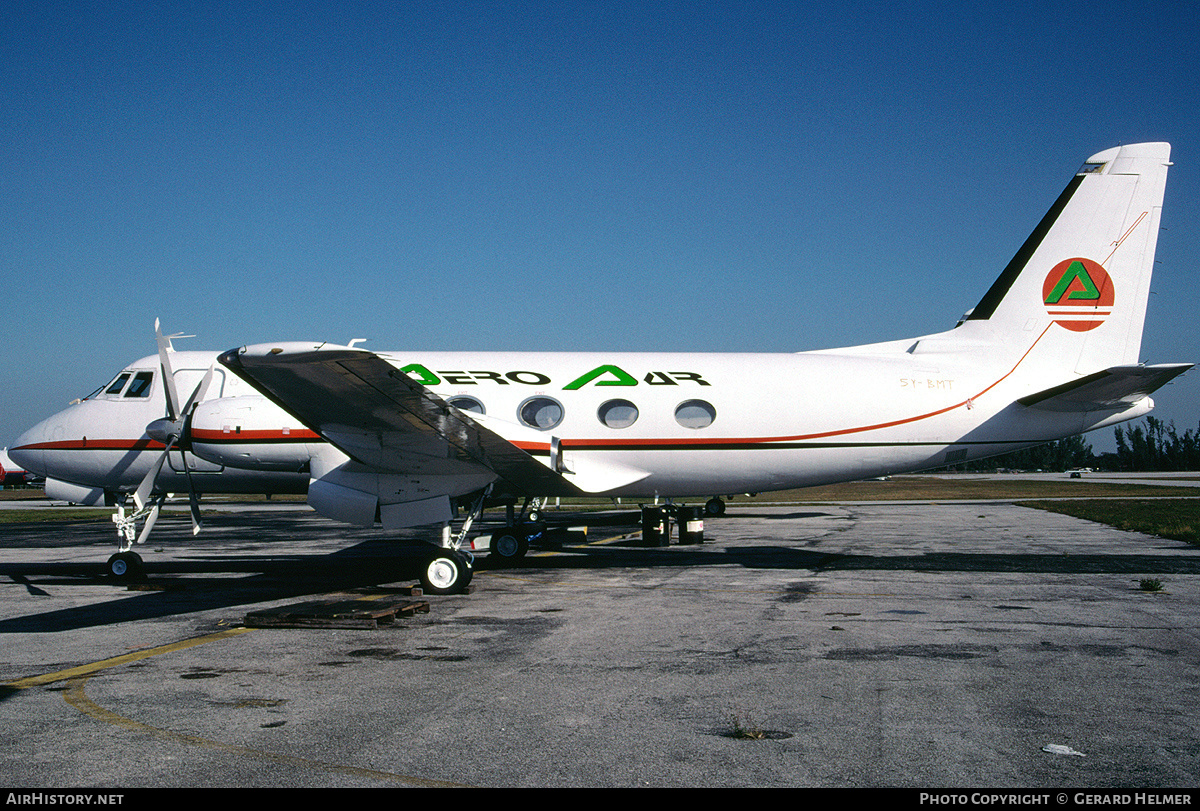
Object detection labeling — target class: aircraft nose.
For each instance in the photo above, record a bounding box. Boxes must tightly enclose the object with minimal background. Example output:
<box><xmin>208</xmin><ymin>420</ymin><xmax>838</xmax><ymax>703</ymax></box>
<box><xmin>10</xmin><ymin>418</ymin><xmax>50</xmax><ymax>477</ymax></box>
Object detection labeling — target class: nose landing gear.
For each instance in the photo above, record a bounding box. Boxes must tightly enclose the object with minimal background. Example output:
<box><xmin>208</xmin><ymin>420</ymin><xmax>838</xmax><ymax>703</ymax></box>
<box><xmin>104</xmin><ymin>499</ymin><xmax>157</xmax><ymax>581</ymax></box>
<box><xmin>106</xmin><ymin>550</ymin><xmax>145</xmax><ymax>581</ymax></box>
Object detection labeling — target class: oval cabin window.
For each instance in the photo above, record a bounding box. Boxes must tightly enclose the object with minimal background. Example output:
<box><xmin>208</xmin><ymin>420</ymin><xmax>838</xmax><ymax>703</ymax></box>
<box><xmin>674</xmin><ymin>399</ymin><xmax>716</xmax><ymax>429</ymax></box>
<box><xmin>598</xmin><ymin>399</ymin><xmax>639</xmax><ymax>429</ymax></box>
<box><xmin>518</xmin><ymin>397</ymin><xmax>564</xmax><ymax>430</ymax></box>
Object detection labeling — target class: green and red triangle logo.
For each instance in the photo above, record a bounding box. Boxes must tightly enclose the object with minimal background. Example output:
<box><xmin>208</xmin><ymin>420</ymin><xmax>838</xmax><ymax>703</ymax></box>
<box><xmin>1042</xmin><ymin>258</ymin><xmax>1114</xmax><ymax>332</ymax></box>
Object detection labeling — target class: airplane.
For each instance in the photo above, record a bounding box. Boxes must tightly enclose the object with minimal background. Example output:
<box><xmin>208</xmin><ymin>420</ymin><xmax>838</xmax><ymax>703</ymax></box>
<box><xmin>1</xmin><ymin>448</ymin><xmax>36</xmax><ymax>487</ymax></box>
<box><xmin>10</xmin><ymin>142</ymin><xmax>1190</xmax><ymax>594</ymax></box>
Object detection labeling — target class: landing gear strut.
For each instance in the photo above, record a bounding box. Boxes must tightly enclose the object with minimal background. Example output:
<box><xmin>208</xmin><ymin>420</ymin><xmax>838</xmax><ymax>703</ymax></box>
<box><xmin>524</xmin><ymin>496</ymin><xmax>544</xmax><ymax>524</ymax></box>
<box><xmin>104</xmin><ymin>498</ymin><xmax>159</xmax><ymax>581</ymax></box>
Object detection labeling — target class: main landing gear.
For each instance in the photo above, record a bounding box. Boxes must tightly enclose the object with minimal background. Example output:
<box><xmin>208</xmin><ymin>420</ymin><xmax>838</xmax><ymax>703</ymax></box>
<box><xmin>485</xmin><ymin>496</ymin><xmax>545</xmax><ymax>566</ymax></box>
<box><xmin>420</xmin><ymin>548</ymin><xmax>474</xmax><ymax>595</ymax></box>
<box><xmin>703</xmin><ymin>494</ymin><xmax>756</xmax><ymax>516</ymax></box>
<box><xmin>489</xmin><ymin>528</ymin><xmax>530</xmax><ymax>563</ymax></box>
<box><xmin>417</xmin><ymin>490</ymin><xmax>489</xmax><ymax>595</ymax></box>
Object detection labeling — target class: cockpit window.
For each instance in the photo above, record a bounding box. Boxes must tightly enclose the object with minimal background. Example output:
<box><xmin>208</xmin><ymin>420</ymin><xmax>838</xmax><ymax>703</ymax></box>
<box><xmin>123</xmin><ymin>371</ymin><xmax>154</xmax><ymax>398</ymax></box>
<box><xmin>105</xmin><ymin>373</ymin><xmax>131</xmax><ymax>395</ymax></box>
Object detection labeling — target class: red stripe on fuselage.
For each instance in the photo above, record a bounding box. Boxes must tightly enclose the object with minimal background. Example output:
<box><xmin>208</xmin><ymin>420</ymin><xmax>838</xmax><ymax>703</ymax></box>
<box><xmin>190</xmin><ymin>428</ymin><xmax>321</xmax><ymax>443</ymax></box>
<box><xmin>14</xmin><ymin>438</ymin><xmax>165</xmax><ymax>452</ymax></box>
<box><xmin>517</xmin><ymin>325</ymin><xmax>1053</xmax><ymax>453</ymax></box>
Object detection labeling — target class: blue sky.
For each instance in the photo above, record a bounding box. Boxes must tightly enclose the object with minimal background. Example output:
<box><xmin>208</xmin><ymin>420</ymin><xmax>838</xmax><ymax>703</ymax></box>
<box><xmin>2</xmin><ymin>1</ymin><xmax>1197</xmax><ymax>454</ymax></box>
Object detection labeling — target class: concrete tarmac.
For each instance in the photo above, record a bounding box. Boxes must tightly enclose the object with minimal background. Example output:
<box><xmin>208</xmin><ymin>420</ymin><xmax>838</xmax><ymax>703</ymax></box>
<box><xmin>1</xmin><ymin>501</ymin><xmax>1198</xmax><ymax>788</ymax></box>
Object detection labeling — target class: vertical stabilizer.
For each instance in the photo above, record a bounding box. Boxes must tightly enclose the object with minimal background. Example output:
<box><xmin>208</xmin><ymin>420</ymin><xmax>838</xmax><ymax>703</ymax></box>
<box><xmin>965</xmin><ymin>142</ymin><xmax>1171</xmax><ymax>376</ymax></box>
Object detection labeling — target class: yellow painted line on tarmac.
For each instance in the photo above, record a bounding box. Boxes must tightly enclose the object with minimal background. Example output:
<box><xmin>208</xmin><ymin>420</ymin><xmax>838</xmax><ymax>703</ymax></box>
<box><xmin>5</xmin><ymin>627</ymin><xmax>468</xmax><ymax>787</ymax></box>
<box><xmin>62</xmin><ymin>675</ymin><xmax>468</xmax><ymax>787</ymax></box>
<box><xmin>3</xmin><ymin>628</ymin><xmax>256</xmax><ymax>690</ymax></box>
<box><xmin>474</xmin><ymin>531</ymin><xmax>636</xmax><ymax>585</ymax></box>
<box><xmin>523</xmin><ymin>532</ymin><xmax>628</xmax><ymax>557</ymax></box>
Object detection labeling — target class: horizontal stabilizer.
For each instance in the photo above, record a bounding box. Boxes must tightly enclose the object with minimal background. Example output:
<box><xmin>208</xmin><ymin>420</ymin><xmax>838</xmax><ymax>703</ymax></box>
<box><xmin>1019</xmin><ymin>364</ymin><xmax>1192</xmax><ymax>412</ymax></box>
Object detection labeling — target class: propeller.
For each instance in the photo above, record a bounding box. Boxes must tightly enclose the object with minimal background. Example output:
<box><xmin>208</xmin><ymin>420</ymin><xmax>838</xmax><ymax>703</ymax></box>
<box><xmin>132</xmin><ymin>319</ymin><xmax>213</xmax><ymax>536</ymax></box>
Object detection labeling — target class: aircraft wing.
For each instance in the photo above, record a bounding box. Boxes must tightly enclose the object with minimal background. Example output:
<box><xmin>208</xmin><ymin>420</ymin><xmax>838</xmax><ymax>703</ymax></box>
<box><xmin>1019</xmin><ymin>364</ymin><xmax>1193</xmax><ymax>412</ymax></box>
<box><xmin>218</xmin><ymin>343</ymin><xmax>585</xmax><ymax>497</ymax></box>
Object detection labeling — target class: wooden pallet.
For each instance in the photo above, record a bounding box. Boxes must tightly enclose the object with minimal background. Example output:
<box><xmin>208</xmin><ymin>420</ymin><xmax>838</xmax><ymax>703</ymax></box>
<box><xmin>244</xmin><ymin>588</ymin><xmax>431</xmax><ymax>629</ymax></box>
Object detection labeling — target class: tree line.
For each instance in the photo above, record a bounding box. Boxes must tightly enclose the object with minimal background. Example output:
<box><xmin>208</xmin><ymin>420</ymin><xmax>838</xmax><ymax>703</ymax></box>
<box><xmin>945</xmin><ymin>416</ymin><xmax>1200</xmax><ymax>472</ymax></box>
<box><xmin>1112</xmin><ymin>416</ymin><xmax>1200</xmax><ymax>471</ymax></box>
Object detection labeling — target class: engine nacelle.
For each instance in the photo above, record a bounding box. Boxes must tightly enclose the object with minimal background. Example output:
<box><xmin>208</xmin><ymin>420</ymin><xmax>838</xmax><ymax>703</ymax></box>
<box><xmin>44</xmin><ymin>477</ymin><xmax>113</xmax><ymax>506</ymax></box>
<box><xmin>189</xmin><ymin>395</ymin><xmax>318</xmax><ymax>472</ymax></box>
<box><xmin>305</xmin><ymin>449</ymin><xmax>494</xmax><ymax>529</ymax></box>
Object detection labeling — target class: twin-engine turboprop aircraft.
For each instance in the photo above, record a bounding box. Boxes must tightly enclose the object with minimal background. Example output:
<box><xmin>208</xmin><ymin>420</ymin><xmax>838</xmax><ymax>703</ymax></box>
<box><xmin>11</xmin><ymin>142</ymin><xmax>1190</xmax><ymax>593</ymax></box>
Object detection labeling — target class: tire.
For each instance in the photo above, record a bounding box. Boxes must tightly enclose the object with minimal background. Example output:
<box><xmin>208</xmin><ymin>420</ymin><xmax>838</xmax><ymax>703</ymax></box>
<box><xmin>107</xmin><ymin>551</ymin><xmax>144</xmax><ymax>581</ymax></box>
<box><xmin>490</xmin><ymin>529</ymin><xmax>529</xmax><ymax>564</ymax></box>
<box><xmin>420</xmin><ymin>550</ymin><xmax>473</xmax><ymax>595</ymax></box>
<box><xmin>705</xmin><ymin>497</ymin><xmax>726</xmax><ymax>516</ymax></box>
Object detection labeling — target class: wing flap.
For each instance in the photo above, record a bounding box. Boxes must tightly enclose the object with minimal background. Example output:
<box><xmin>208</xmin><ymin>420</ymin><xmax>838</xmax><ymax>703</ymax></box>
<box><xmin>561</xmin><ymin>454</ymin><xmax>652</xmax><ymax>492</ymax></box>
<box><xmin>218</xmin><ymin>343</ymin><xmax>584</xmax><ymax>497</ymax></box>
<box><xmin>1019</xmin><ymin>364</ymin><xmax>1192</xmax><ymax>412</ymax></box>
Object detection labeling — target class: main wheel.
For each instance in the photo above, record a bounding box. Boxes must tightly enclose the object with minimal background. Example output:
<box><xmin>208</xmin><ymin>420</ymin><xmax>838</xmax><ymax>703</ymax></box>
<box><xmin>107</xmin><ymin>551</ymin><xmax>144</xmax><ymax>581</ymax></box>
<box><xmin>420</xmin><ymin>550</ymin><xmax>473</xmax><ymax>595</ymax></box>
<box><xmin>705</xmin><ymin>497</ymin><xmax>726</xmax><ymax>516</ymax></box>
<box><xmin>490</xmin><ymin>529</ymin><xmax>529</xmax><ymax>564</ymax></box>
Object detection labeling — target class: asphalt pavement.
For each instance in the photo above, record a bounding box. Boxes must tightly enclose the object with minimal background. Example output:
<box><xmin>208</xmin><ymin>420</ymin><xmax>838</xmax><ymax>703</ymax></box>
<box><xmin>1</xmin><ymin>500</ymin><xmax>1198</xmax><ymax>789</ymax></box>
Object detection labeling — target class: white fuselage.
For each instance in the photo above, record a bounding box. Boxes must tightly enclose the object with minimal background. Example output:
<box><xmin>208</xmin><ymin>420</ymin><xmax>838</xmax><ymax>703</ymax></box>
<box><xmin>11</xmin><ymin>332</ymin><xmax>1145</xmax><ymax>507</ymax></box>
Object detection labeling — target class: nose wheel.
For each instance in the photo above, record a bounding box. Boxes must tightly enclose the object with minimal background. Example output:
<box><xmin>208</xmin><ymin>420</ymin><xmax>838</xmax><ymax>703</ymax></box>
<box><xmin>107</xmin><ymin>551</ymin><xmax>144</xmax><ymax>581</ymax></box>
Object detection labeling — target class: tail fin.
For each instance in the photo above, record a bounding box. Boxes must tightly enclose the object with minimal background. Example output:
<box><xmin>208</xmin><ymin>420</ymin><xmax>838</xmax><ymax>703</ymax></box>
<box><xmin>964</xmin><ymin>142</ymin><xmax>1171</xmax><ymax>376</ymax></box>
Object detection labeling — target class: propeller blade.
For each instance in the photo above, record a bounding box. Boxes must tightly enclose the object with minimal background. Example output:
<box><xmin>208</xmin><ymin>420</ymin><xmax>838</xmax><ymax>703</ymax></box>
<box><xmin>179</xmin><ymin>364</ymin><xmax>214</xmax><ymax>420</ymax></box>
<box><xmin>189</xmin><ymin>492</ymin><xmax>202</xmax><ymax>536</ymax></box>
<box><xmin>133</xmin><ymin>448</ymin><xmax>170</xmax><ymax>511</ymax></box>
<box><xmin>138</xmin><ymin>323</ymin><xmax>209</xmax><ymax>539</ymax></box>
<box><xmin>176</xmin><ymin>364</ymin><xmax>212</xmax><ymax>536</ymax></box>
<box><xmin>181</xmin><ymin>458</ymin><xmax>202</xmax><ymax>535</ymax></box>
<box><xmin>155</xmin><ymin>319</ymin><xmax>183</xmax><ymax>422</ymax></box>
<box><xmin>136</xmin><ymin>496</ymin><xmax>163</xmax><ymax>544</ymax></box>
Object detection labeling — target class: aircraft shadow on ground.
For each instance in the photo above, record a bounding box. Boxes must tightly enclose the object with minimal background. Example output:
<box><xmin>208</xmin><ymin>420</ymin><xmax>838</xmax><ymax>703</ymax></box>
<box><xmin>1</xmin><ymin>508</ymin><xmax>1197</xmax><ymax>636</ymax></box>
<box><xmin>517</xmin><ymin>541</ymin><xmax>1200</xmax><ymax>578</ymax></box>
<box><xmin>0</xmin><ymin>544</ymin><xmax>431</xmax><ymax>635</ymax></box>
